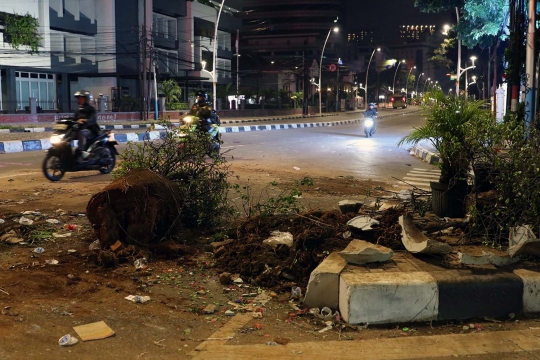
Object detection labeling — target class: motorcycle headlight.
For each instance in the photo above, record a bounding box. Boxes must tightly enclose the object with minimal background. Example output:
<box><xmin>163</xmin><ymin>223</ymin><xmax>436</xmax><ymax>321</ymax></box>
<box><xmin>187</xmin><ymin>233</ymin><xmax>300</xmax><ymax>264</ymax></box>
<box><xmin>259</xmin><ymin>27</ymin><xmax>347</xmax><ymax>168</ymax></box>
<box><xmin>183</xmin><ymin>116</ymin><xmax>194</xmax><ymax>124</ymax></box>
<box><xmin>50</xmin><ymin>134</ymin><xmax>64</xmax><ymax>144</ymax></box>
<box><xmin>364</xmin><ymin>119</ymin><xmax>374</xmax><ymax>127</ymax></box>
<box><xmin>108</xmin><ymin>132</ymin><xmax>115</xmax><ymax>141</ymax></box>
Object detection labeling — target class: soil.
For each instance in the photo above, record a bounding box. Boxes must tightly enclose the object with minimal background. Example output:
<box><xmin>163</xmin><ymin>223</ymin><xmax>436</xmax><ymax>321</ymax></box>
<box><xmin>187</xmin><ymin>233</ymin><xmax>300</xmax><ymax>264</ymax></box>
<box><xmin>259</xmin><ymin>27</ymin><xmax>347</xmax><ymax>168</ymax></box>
<box><xmin>1</xmin><ymin>166</ymin><xmax>538</xmax><ymax>359</ymax></box>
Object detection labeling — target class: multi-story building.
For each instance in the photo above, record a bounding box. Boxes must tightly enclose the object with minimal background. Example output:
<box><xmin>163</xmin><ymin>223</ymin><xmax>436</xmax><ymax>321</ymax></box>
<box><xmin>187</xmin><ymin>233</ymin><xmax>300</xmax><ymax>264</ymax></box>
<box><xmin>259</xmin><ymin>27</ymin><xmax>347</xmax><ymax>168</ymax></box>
<box><xmin>238</xmin><ymin>0</ymin><xmax>346</xmax><ymax>102</ymax></box>
<box><xmin>0</xmin><ymin>0</ymin><xmax>240</xmax><ymax>113</ymax></box>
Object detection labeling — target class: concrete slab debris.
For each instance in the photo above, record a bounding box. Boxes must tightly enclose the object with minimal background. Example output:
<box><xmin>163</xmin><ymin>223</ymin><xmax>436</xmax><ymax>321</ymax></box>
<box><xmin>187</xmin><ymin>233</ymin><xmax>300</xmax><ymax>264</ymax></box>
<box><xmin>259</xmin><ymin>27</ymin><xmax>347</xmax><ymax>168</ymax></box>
<box><xmin>509</xmin><ymin>225</ymin><xmax>536</xmax><ymax>248</ymax></box>
<box><xmin>337</xmin><ymin>200</ymin><xmax>363</xmax><ymax>214</ymax></box>
<box><xmin>338</xmin><ymin>239</ymin><xmax>393</xmax><ymax>265</ymax></box>
<box><xmin>303</xmin><ymin>252</ymin><xmax>347</xmax><ymax>310</ymax></box>
<box><xmin>399</xmin><ymin>215</ymin><xmax>451</xmax><ymax>254</ymax></box>
<box><xmin>508</xmin><ymin>238</ymin><xmax>540</xmax><ymax>258</ymax></box>
<box><xmin>347</xmin><ymin>216</ymin><xmax>379</xmax><ymax>232</ymax></box>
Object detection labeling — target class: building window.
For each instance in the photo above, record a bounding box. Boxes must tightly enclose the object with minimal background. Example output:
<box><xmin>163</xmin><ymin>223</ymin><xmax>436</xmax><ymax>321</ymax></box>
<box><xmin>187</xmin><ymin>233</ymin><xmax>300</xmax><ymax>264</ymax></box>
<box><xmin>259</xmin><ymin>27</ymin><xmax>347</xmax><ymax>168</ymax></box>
<box><xmin>15</xmin><ymin>72</ymin><xmax>56</xmax><ymax>110</ymax></box>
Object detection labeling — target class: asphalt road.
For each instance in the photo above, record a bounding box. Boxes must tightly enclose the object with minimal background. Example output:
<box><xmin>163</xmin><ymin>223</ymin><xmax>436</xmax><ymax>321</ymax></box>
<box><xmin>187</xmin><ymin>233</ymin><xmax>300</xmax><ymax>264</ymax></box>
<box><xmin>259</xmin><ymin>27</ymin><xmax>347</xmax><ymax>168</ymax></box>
<box><xmin>0</xmin><ymin>111</ymin><xmax>438</xmax><ymax>188</ymax></box>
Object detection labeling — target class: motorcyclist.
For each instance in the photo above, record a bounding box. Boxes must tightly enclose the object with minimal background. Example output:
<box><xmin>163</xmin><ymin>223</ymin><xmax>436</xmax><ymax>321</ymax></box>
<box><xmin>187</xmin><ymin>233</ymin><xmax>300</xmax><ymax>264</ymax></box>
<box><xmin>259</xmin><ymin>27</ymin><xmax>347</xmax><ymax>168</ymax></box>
<box><xmin>187</xmin><ymin>90</ymin><xmax>212</xmax><ymax>131</ymax></box>
<box><xmin>364</xmin><ymin>102</ymin><xmax>378</xmax><ymax>119</ymax></box>
<box><xmin>73</xmin><ymin>90</ymin><xmax>99</xmax><ymax>162</ymax></box>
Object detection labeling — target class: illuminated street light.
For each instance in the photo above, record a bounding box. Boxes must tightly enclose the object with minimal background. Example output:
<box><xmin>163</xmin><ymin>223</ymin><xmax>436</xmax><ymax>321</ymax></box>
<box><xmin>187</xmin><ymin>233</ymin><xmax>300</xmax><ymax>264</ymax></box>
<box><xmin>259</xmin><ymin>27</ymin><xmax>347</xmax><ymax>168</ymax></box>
<box><xmin>364</xmin><ymin>47</ymin><xmax>381</xmax><ymax>109</ymax></box>
<box><xmin>392</xmin><ymin>59</ymin><xmax>406</xmax><ymax>94</ymax></box>
<box><xmin>319</xmin><ymin>24</ymin><xmax>339</xmax><ymax>114</ymax></box>
<box><xmin>405</xmin><ymin>65</ymin><xmax>416</xmax><ymax>99</ymax></box>
<box><xmin>415</xmin><ymin>73</ymin><xmax>424</xmax><ymax>99</ymax></box>
<box><xmin>422</xmin><ymin>77</ymin><xmax>431</xmax><ymax>94</ymax></box>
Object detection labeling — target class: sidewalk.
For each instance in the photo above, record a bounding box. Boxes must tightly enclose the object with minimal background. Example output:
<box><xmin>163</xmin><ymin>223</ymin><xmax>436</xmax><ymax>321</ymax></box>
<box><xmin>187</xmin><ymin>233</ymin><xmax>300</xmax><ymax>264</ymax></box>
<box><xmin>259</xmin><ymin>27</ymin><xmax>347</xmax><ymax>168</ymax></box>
<box><xmin>0</xmin><ymin>109</ymin><xmax>417</xmax><ymax>154</ymax></box>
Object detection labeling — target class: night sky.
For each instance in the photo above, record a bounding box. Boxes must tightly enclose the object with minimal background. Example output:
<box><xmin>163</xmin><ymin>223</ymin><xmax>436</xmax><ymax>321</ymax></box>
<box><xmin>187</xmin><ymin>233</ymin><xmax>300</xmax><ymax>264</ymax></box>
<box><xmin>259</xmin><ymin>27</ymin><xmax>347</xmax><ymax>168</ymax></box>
<box><xmin>346</xmin><ymin>0</ymin><xmax>454</xmax><ymax>42</ymax></box>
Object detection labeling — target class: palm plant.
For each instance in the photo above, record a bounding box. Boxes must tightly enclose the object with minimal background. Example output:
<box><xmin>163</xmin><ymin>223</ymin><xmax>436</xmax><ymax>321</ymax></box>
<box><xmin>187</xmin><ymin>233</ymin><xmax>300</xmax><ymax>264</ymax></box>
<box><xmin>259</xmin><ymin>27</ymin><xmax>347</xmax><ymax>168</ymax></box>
<box><xmin>160</xmin><ymin>79</ymin><xmax>182</xmax><ymax>110</ymax></box>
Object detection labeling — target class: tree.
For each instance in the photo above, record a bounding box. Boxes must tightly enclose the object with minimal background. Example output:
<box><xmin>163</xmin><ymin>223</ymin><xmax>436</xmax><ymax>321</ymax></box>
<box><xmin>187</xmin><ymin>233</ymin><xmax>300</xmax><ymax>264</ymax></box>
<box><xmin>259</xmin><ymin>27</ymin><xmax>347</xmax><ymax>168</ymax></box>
<box><xmin>160</xmin><ymin>79</ymin><xmax>182</xmax><ymax>109</ymax></box>
<box><xmin>2</xmin><ymin>12</ymin><xmax>42</xmax><ymax>53</ymax></box>
<box><xmin>429</xmin><ymin>38</ymin><xmax>456</xmax><ymax>69</ymax></box>
<box><xmin>217</xmin><ymin>83</ymin><xmax>233</xmax><ymax>109</ymax></box>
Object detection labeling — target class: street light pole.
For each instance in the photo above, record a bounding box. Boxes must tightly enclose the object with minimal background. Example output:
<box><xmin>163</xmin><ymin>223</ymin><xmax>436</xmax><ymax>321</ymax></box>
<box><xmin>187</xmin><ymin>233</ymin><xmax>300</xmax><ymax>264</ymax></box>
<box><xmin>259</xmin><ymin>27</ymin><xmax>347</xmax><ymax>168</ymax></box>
<box><xmin>364</xmin><ymin>47</ymin><xmax>380</xmax><ymax>109</ymax></box>
<box><xmin>405</xmin><ymin>65</ymin><xmax>416</xmax><ymax>100</ymax></box>
<box><xmin>319</xmin><ymin>25</ymin><xmax>338</xmax><ymax>115</ymax></box>
<box><xmin>392</xmin><ymin>59</ymin><xmax>405</xmax><ymax>94</ymax></box>
<box><xmin>212</xmin><ymin>0</ymin><xmax>225</xmax><ymax>111</ymax></box>
<box><xmin>415</xmin><ymin>73</ymin><xmax>424</xmax><ymax>99</ymax></box>
<box><xmin>422</xmin><ymin>78</ymin><xmax>431</xmax><ymax>94</ymax></box>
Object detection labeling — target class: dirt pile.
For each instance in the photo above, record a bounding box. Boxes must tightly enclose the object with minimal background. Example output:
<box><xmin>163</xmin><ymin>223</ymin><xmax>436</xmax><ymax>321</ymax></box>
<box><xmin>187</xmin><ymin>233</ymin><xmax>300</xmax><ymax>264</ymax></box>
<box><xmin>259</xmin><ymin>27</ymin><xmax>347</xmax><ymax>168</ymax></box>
<box><xmin>215</xmin><ymin>208</ymin><xmax>405</xmax><ymax>289</ymax></box>
<box><xmin>86</xmin><ymin>169</ymin><xmax>184</xmax><ymax>248</ymax></box>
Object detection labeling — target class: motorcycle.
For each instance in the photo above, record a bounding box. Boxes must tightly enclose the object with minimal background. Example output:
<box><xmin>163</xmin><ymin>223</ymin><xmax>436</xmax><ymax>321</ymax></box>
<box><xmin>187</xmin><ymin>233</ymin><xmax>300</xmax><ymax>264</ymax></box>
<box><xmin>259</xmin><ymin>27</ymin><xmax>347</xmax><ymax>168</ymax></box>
<box><xmin>42</xmin><ymin>117</ymin><xmax>119</xmax><ymax>181</ymax></box>
<box><xmin>363</xmin><ymin>116</ymin><xmax>376</xmax><ymax>137</ymax></box>
<box><xmin>180</xmin><ymin>114</ymin><xmax>221</xmax><ymax>155</ymax></box>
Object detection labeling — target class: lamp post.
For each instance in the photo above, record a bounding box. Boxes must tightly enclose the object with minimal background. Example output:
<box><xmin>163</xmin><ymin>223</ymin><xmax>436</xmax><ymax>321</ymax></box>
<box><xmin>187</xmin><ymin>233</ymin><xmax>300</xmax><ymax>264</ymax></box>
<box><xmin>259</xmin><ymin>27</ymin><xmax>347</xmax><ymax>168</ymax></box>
<box><xmin>392</xmin><ymin>59</ymin><xmax>405</xmax><ymax>94</ymax></box>
<box><xmin>319</xmin><ymin>25</ymin><xmax>339</xmax><ymax>115</ymax></box>
<box><xmin>447</xmin><ymin>8</ymin><xmax>477</xmax><ymax>95</ymax></box>
<box><xmin>200</xmin><ymin>60</ymin><xmax>215</xmax><ymax>102</ymax></box>
<box><xmin>210</xmin><ymin>0</ymin><xmax>226</xmax><ymax>110</ymax></box>
<box><xmin>405</xmin><ymin>65</ymin><xmax>416</xmax><ymax>100</ymax></box>
<box><xmin>465</xmin><ymin>56</ymin><xmax>477</xmax><ymax>97</ymax></box>
<box><xmin>415</xmin><ymin>72</ymin><xmax>424</xmax><ymax>99</ymax></box>
<box><xmin>422</xmin><ymin>77</ymin><xmax>431</xmax><ymax>94</ymax></box>
<box><xmin>364</xmin><ymin>47</ymin><xmax>380</xmax><ymax>109</ymax></box>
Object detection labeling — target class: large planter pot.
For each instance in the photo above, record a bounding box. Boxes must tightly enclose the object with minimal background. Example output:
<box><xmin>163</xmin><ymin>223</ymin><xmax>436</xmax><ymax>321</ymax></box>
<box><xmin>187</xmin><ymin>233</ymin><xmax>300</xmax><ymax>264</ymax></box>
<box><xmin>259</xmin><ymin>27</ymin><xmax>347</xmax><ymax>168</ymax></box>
<box><xmin>430</xmin><ymin>180</ymin><xmax>468</xmax><ymax>218</ymax></box>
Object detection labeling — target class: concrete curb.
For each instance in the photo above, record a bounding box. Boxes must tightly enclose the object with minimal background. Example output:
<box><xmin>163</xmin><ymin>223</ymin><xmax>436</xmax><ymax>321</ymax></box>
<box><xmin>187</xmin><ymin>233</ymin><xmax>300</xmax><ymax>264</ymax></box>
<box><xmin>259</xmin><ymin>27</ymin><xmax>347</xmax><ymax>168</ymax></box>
<box><xmin>410</xmin><ymin>143</ymin><xmax>440</xmax><ymax>164</ymax></box>
<box><xmin>0</xmin><ymin>118</ymin><xmax>365</xmax><ymax>154</ymax></box>
<box><xmin>305</xmin><ymin>252</ymin><xmax>540</xmax><ymax>325</ymax></box>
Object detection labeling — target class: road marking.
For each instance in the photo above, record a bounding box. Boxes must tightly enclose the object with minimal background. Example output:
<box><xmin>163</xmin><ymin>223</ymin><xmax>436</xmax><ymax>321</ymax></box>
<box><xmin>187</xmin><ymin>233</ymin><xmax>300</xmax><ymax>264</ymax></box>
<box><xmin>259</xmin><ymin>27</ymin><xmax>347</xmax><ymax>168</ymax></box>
<box><xmin>399</xmin><ymin>168</ymin><xmax>440</xmax><ymax>190</ymax></box>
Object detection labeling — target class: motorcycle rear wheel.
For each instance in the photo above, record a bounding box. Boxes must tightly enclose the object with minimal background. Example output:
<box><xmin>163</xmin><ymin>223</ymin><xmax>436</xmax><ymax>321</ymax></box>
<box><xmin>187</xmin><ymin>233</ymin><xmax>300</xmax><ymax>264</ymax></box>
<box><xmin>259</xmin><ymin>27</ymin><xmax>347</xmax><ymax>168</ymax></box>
<box><xmin>99</xmin><ymin>151</ymin><xmax>116</xmax><ymax>174</ymax></box>
<box><xmin>42</xmin><ymin>154</ymin><xmax>65</xmax><ymax>181</ymax></box>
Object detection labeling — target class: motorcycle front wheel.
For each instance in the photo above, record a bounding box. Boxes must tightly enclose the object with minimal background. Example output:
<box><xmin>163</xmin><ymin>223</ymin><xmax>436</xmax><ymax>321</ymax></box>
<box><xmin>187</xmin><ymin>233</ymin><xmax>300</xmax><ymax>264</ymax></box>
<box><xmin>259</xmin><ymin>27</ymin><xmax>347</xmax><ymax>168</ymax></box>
<box><xmin>42</xmin><ymin>154</ymin><xmax>65</xmax><ymax>181</ymax></box>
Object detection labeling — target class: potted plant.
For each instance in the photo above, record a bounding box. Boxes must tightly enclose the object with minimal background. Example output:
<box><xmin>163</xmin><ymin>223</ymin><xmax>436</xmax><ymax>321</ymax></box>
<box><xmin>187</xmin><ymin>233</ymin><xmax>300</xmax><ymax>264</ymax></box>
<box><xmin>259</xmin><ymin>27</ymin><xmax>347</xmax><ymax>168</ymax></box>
<box><xmin>398</xmin><ymin>89</ymin><xmax>495</xmax><ymax>217</ymax></box>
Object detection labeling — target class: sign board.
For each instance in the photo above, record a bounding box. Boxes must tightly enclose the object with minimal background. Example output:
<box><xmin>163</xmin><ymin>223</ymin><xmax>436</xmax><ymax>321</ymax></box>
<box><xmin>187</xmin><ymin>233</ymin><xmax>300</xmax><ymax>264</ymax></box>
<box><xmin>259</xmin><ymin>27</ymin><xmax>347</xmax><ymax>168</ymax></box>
<box><xmin>450</xmin><ymin>75</ymin><xmax>457</xmax><ymax>80</ymax></box>
<box><xmin>328</xmin><ymin>64</ymin><xmax>337</xmax><ymax>72</ymax></box>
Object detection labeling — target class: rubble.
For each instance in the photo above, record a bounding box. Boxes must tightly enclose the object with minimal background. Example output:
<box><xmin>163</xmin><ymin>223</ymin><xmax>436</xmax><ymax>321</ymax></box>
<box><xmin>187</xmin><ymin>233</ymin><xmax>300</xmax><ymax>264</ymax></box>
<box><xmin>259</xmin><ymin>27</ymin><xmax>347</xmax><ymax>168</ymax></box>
<box><xmin>338</xmin><ymin>239</ymin><xmax>393</xmax><ymax>265</ymax></box>
<box><xmin>509</xmin><ymin>225</ymin><xmax>536</xmax><ymax>247</ymax></box>
<box><xmin>399</xmin><ymin>215</ymin><xmax>451</xmax><ymax>254</ymax></box>
<box><xmin>337</xmin><ymin>200</ymin><xmax>363</xmax><ymax>214</ymax></box>
<box><xmin>347</xmin><ymin>216</ymin><xmax>379</xmax><ymax>231</ymax></box>
<box><xmin>262</xmin><ymin>231</ymin><xmax>294</xmax><ymax>248</ymax></box>
<box><xmin>508</xmin><ymin>238</ymin><xmax>540</xmax><ymax>258</ymax></box>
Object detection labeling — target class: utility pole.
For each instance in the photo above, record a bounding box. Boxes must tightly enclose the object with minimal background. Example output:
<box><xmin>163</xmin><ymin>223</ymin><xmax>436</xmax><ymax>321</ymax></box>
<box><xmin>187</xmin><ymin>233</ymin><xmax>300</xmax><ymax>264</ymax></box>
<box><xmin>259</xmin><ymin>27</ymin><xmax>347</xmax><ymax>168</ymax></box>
<box><xmin>236</xmin><ymin>29</ymin><xmax>239</xmax><ymax>97</ymax></box>
<box><xmin>142</xmin><ymin>0</ymin><xmax>148</xmax><ymax>121</ymax></box>
<box><xmin>335</xmin><ymin>64</ymin><xmax>339</xmax><ymax>112</ymax></box>
<box><xmin>302</xmin><ymin>47</ymin><xmax>309</xmax><ymax>115</ymax></box>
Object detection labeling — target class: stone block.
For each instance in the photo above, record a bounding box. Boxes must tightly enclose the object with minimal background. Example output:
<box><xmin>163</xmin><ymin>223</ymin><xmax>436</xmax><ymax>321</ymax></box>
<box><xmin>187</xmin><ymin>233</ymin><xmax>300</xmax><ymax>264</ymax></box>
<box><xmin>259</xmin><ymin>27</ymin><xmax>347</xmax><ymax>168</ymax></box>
<box><xmin>303</xmin><ymin>252</ymin><xmax>348</xmax><ymax>310</ymax></box>
<box><xmin>514</xmin><ymin>269</ymin><xmax>540</xmax><ymax>314</ymax></box>
<box><xmin>338</xmin><ymin>200</ymin><xmax>363</xmax><ymax>214</ymax></box>
<box><xmin>339</xmin><ymin>269</ymin><xmax>438</xmax><ymax>324</ymax></box>
<box><xmin>338</xmin><ymin>239</ymin><xmax>393</xmax><ymax>265</ymax></box>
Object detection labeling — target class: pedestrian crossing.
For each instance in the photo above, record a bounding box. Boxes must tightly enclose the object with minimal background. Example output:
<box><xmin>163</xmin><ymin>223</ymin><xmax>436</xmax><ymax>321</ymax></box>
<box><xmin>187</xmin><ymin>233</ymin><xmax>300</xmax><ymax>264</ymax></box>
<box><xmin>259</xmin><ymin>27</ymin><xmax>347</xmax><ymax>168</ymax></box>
<box><xmin>399</xmin><ymin>167</ymin><xmax>441</xmax><ymax>191</ymax></box>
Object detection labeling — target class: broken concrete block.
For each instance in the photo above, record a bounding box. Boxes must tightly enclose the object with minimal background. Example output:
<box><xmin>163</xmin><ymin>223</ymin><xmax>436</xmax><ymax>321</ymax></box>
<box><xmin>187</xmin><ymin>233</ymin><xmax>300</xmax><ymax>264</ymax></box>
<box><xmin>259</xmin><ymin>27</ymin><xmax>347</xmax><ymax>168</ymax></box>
<box><xmin>508</xmin><ymin>238</ymin><xmax>540</xmax><ymax>258</ymax></box>
<box><xmin>458</xmin><ymin>252</ymin><xmax>492</xmax><ymax>266</ymax></box>
<box><xmin>347</xmin><ymin>216</ymin><xmax>379</xmax><ymax>231</ymax></box>
<box><xmin>338</xmin><ymin>200</ymin><xmax>363</xmax><ymax>214</ymax></box>
<box><xmin>339</xmin><ymin>240</ymin><xmax>393</xmax><ymax>265</ymax></box>
<box><xmin>487</xmin><ymin>252</ymin><xmax>520</xmax><ymax>267</ymax></box>
<box><xmin>303</xmin><ymin>252</ymin><xmax>347</xmax><ymax>310</ymax></box>
<box><xmin>399</xmin><ymin>215</ymin><xmax>451</xmax><ymax>254</ymax></box>
<box><xmin>262</xmin><ymin>231</ymin><xmax>293</xmax><ymax>248</ymax></box>
<box><xmin>509</xmin><ymin>225</ymin><xmax>536</xmax><ymax>248</ymax></box>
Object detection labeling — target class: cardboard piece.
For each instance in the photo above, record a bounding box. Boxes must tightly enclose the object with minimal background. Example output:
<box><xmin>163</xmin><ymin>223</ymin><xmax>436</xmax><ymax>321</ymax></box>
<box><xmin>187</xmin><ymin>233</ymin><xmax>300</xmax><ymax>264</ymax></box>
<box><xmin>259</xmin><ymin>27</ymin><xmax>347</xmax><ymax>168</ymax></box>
<box><xmin>73</xmin><ymin>321</ymin><xmax>115</xmax><ymax>341</ymax></box>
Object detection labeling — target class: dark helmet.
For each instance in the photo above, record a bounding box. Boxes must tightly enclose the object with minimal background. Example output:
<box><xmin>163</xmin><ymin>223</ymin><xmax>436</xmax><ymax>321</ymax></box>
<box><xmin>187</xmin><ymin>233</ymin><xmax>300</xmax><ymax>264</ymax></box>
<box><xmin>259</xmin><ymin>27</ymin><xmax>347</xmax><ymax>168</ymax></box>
<box><xmin>195</xmin><ymin>90</ymin><xmax>208</xmax><ymax>102</ymax></box>
<box><xmin>74</xmin><ymin>90</ymin><xmax>93</xmax><ymax>103</ymax></box>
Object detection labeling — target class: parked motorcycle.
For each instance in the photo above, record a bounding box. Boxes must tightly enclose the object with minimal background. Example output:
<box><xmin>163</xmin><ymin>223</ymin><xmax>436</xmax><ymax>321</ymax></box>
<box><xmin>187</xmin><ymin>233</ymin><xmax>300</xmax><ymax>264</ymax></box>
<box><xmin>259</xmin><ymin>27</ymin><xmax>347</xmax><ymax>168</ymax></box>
<box><xmin>42</xmin><ymin>117</ymin><xmax>119</xmax><ymax>181</ymax></box>
<box><xmin>364</xmin><ymin>116</ymin><xmax>376</xmax><ymax>137</ymax></box>
<box><xmin>180</xmin><ymin>114</ymin><xmax>221</xmax><ymax>155</ymax></box>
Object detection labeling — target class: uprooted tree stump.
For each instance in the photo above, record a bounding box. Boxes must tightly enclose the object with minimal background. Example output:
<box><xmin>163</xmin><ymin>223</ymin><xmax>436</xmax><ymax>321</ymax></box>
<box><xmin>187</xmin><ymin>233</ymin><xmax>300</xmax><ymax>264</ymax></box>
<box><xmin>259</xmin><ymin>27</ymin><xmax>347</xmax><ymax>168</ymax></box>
<box><xmin>86</xmin><ymin>169</ymin><xmax>184</xmax><ymax>248</ymax></box>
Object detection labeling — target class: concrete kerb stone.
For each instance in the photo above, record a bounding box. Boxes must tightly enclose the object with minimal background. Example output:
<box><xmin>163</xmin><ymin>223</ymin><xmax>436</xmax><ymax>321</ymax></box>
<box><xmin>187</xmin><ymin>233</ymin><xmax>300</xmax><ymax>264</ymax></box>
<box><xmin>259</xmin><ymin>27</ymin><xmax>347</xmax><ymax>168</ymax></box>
<box><xmin>513</xmin><ymin>269</ymin><xmax>540</xmax><ymax>313</ymax></box>
<box><xmin>303</xmin><ymin>252</ymin><xmax>348</xmax><ymax>310</ymax></box>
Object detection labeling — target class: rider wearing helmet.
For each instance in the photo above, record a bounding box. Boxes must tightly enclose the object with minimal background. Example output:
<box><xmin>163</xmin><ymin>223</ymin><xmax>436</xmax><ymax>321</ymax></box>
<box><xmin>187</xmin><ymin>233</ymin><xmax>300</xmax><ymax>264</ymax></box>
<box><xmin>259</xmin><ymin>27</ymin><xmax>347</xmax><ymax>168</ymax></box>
<box><xmin>188</xmin><ymin>90</ymin><xmax>219</xmax><ymax>131</ymax></box>
<box><xmin>364</xmin><ymin>102</ymin><xmax>378</xmax><ymax>118</ymax></box>
<box><xmin>73</xmin><ymin>90</ymin><xmax>99</xmax><ymax>162</ymax></box>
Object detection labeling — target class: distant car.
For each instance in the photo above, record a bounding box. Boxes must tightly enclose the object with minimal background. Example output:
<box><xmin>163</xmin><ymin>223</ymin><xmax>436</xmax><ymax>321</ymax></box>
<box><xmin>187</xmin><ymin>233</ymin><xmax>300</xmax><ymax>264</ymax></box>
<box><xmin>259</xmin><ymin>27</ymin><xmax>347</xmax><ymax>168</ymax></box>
<box><xmin>390</xmin><ymin>94</ymin><xmax>407</xmax><ymax>109</ymax></box>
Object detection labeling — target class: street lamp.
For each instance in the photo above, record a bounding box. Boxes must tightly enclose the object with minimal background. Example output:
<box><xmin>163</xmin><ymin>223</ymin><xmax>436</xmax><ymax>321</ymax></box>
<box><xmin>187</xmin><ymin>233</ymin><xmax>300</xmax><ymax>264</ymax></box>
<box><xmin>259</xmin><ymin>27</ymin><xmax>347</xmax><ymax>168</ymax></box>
<box><xmin>208</xmin><ymin>0</ymin><xmax>226</xmax><ymax>110</ymax></box>
<box><xmin>465</xmin><ymin>56</ymin><xmax>477</xmax><ymax>97</ymax></box>
<box><xmin>405</xmin><ymin>65</ymin><xmax>416</xmax><ymax>100</ymax></box>
<box><xmin>200</xmin><ymin>60</ymin><xmax>215</xmax><ymax>102</ymax></box>
<box><xmin>319</xmin><ymin>25</ymin><xmax>339</xmax><ymax>115</ymax></box>
<box><xmin>415</xmin><ymin>72</ymin><xmax>424</xmax><ymax>99</ymax></box>
<box><xmin>422</xmin><ymin>77</ymin><xmax>431</xmax><ymax>94</ymax></box>
<box><xmin>364</xmin><ymin>47</ymin><xmax>381</xmax><ymax>109</ymax></box>
<box><xmin>449</xmin><ymin>8</ymin><xmax>477</xmax><ymax>95</ymax></box>
<box><xmin>392</xmin><ymin>59</ymin><xmax>405</xmax><ymax>94</ymax></box>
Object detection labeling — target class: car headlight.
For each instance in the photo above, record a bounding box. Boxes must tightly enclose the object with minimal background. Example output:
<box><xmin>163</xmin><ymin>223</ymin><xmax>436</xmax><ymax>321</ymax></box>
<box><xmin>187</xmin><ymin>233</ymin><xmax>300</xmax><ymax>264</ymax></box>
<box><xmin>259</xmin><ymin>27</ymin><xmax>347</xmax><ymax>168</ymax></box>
<box><xmin>50</xmin><ymin>134</ymin><xmax>64</xmax><ymax>144</ymax></box>
<box><xmin>364</xmin><ymin>119</ymin><xmax>374</xmax><ymax>127</ymax></box>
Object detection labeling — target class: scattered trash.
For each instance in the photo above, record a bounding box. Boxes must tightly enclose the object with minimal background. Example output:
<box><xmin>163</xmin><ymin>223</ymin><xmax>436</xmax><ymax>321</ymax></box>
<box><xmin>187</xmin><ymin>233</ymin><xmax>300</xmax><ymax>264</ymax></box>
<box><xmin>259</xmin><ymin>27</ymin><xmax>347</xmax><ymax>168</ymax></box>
<box><xmin>19</xmin><ymin>217</ymin><xmax>33</xmax><ymax>225</ymax></box>
<box><xmin>73</xmin><ymin>321</ymin><xmax>115</xmax><ymax>341</ymax></box>
<box><xmin>134</xmin><ymin>258</ymin><xmax>148</xmax><ymax>270</ymax></box>
<box><xmin>255</xmin><ymin>323</ymin><xmax>262</xmax><ymax>330</ymax></box>
<box><xmin>0</xmin><ymin>219</ymin><xmax>4</xmax><ymax>224</ymax></box>
<box><xmin>89</xmin><ymin>240</ymin><xmax>100</xmax><ymax>251</ymax></box>
<box><xmin>269</xmin><ymin>292</ymin><xmax>277</xmax><ymax>298</ymax></box>
<box><xmin>318</xmin><ymin>321</ymin><xmax>333</xmax><ymax>333</ymax></box>
<box><xmin>58</xmin><ymin>334</ymin><xmax>78</xmax><ymax>346</ymax></box>
<box><xmin>33</xmin><ymin>247</ymin><xmax>44</xmax><ymax>254</ymax></box>
<box><xmin>60</xmin><ymin>311</ymin><xmax>73</xmax><ymax>317</ymax></box>
<box><xmin>110</xmin><ymin>240</ymin><xmax>123</xmax><ymax>252</ymax></box>
<box><xmin>225</xmin><ymin>310</ymin><xmax>235</xmax><ymax>316</ymax></box>
<box><xmin>293</xmin><ymin>166</ymin><xmax>300</xmax><ymax>170</ymax></box>
<box><xmin>184</xmin><ymin>328</ymin><xmax>192</xmax><ymax>336</ymax></box>
<box><xmin>203</xmin><ymin>304</ymin><xmax>217</xmax><ymax>314</ymax></box>
<box><xmin>67</xmin><ymin>249</ymin><xmax>77</xmax><ymax>254</ymax></box>
<box><xmin>233</xmin><ymin>277</ymin><xmax>244</xmax><ymax>284</ymax></box>
<box><xmin>45</xmin><ymin>259</ymin><xmax>59</xmax><ymax>265</ymax></box>
<box><xmin>469</xmin><ymin>324</ymin><xmax>475</xmax><ymax>329</ymax></box>
<box><xmin>262</xmin><ymin>231</ymin><xmax>294</xmax><ymax>248</ymax></box>
<box><xmin>291</xmin><ymin>287</ymin><xmax>302</xmax><ymax>299</ymax></box>
<box><xmin>402</xmin><ymin>327</ymin><xmax>409</xmax><ymax>332</ymax></box>
<box><xmin>64</xmin><ymin>224</ymin><xmax>78</xmax><ymax>231</ymax></box>
<box><xmin>266</xmin><ymin>342</ymin><xmax>278</xmax><ymax>346</ymax></box>
<box><xmin>53</xmin><ymin>232</ymin><xmax>72</xmax><ymax>238</ymax></box>
<box><xmin>46</xmin><ymin>219</ymin><xmax>60</xmax><ymax>224</ymax></box>
<box><xmin>1</xmin><ymin>230</ymin><xmax>23</xmax><ymax>244</ymax></box>
<box><xmin>252</xmin><ymin>312</ymin><xmax>263</xmax><ymax>319</ymax></box>
<box><xmin>125</xmin><ymin>295</ymin><xmax>151</xmax><ymax>304</ymax></box>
